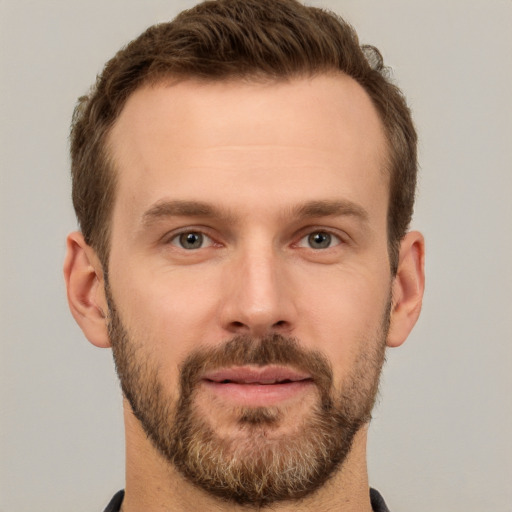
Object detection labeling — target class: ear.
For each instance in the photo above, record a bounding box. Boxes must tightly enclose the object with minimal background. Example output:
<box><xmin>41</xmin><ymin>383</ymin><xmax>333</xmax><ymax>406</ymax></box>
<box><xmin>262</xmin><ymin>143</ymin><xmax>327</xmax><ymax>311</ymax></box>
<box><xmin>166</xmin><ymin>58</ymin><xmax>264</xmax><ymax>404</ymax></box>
<box><xmin>387</xmin><ymin>231</ymin><xmax>425</xmax><ymax>348</ymax></box>
<box><xmin>63</xmin><ymin>231</ymin><xmax>111</xmax><ymax>348</ymax></box>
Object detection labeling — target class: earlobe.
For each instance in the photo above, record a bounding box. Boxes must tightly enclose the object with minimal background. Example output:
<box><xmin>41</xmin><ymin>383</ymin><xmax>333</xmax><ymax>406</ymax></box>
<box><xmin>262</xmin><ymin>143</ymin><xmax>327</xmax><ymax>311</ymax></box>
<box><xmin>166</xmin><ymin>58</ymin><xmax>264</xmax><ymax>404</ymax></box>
<box><xmin>387</xmin><ymin>231</ymin><xmax>425</xmax><ymax>348</ymax></box>
<box><xmin>63</xmin><ymin>231</ymin><xmax>111</xmax><ymax>348</ymax></box>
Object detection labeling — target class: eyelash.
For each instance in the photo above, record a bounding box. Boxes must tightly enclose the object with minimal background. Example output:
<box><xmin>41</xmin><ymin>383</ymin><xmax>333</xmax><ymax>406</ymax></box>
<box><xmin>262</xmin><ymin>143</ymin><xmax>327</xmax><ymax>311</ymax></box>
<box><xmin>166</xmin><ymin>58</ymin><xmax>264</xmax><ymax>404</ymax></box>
<box><xmin>295</xmin><ymin>230</ymin><xmax>343</xmax><ymax>250</ymax></box>
<box><xmin>167</xmin><ymin>230</ymin><xmax>216</xmax><ymax>250</ymax></box>
<box><xmin>165</xmin><ymin>228</ymin><xmax>344</xmax><ymax>251</ymax></box>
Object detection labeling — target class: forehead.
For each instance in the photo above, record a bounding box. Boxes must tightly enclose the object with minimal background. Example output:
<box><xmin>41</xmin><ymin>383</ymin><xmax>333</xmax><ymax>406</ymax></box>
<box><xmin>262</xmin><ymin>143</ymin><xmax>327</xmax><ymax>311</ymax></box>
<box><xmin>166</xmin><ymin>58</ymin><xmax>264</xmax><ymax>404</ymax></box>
<box><xmin>107</xmin><ymin>74</ymin><xmax>388</xmax><ymax>226</ymax></box>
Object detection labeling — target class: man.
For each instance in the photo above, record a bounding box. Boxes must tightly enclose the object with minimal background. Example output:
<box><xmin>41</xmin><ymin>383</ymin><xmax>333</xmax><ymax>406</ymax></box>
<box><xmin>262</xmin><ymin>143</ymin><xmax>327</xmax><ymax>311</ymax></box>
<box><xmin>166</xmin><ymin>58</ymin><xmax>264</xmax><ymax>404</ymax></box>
<box><xmin>64</xmin><ymin>0</ymin><xmax>424</xmax><ymax>510</ymax></box>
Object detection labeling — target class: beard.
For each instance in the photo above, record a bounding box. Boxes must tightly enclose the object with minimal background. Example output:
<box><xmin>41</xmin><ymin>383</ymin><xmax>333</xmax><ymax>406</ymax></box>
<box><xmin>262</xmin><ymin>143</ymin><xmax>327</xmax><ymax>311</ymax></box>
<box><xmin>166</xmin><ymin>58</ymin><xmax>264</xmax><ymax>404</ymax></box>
<box><xmin>106</xmin><ymin>285</ymin><xmax>389</xmax><ymax>507</ymax></box>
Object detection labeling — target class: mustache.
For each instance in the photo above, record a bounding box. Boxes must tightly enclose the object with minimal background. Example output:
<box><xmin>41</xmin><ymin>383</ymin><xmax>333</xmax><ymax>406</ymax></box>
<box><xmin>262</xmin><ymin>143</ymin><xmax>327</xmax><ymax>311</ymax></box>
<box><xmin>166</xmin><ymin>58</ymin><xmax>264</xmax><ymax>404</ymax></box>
<box><xmin>178</xmin><ymin>333</ymin><xmax>334</xmax><ymax>401</ymax></box>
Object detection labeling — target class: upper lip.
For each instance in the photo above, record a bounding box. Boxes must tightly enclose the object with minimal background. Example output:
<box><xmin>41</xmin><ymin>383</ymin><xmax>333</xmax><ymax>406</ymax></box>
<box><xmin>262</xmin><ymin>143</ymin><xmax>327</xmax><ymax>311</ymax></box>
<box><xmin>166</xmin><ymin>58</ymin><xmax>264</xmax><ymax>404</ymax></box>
<box><xmin>202</xmin><ymin>366</ymin><xmax>312</xmax><ymax>385</ymax></box>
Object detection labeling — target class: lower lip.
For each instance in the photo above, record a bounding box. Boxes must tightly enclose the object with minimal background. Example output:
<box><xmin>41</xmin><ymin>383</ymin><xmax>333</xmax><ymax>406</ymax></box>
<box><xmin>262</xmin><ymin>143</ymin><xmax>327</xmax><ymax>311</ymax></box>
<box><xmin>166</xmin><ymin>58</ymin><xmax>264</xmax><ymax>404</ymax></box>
<box><xmin>201</xmin><ymin>380</ymin><xmax>314</xmax><ymax>407</ymax></box>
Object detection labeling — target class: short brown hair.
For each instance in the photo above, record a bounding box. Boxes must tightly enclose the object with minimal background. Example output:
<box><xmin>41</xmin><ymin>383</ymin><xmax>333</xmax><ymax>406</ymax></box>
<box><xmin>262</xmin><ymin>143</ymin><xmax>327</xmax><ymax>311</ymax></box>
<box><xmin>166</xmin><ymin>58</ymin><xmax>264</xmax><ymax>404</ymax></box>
<box><xmin>70</xmin><ymin>0</ymin><xmax>417</xmax><ymax>272</ymax></box>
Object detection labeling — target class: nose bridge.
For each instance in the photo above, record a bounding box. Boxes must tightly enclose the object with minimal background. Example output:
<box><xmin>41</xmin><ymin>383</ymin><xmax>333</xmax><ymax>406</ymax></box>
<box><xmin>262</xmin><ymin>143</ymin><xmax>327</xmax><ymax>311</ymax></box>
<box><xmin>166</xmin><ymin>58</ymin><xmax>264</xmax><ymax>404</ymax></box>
<box><xmin>221</xmin><ymin>235</ymin><xmax>295</xmax><ymax>336</ymax></box>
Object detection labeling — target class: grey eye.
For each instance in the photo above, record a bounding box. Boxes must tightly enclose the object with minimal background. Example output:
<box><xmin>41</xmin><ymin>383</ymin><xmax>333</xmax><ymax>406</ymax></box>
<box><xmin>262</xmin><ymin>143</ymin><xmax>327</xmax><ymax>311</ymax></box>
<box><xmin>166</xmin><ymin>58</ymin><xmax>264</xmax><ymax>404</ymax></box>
<box><xmin>307</xmin><ymin>232</ymin><xmax>332</xmax><ymax>249</ymax></box>
<box><xmin>177</xmin><ymin>232</ymin><xmax>204</xmax><ymax>249</ymax></box>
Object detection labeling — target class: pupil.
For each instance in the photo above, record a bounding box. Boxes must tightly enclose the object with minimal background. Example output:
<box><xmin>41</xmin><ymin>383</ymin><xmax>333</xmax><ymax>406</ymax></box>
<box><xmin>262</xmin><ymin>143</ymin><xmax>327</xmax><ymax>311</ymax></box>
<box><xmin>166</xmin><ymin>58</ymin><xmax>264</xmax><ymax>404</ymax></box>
<box><xmin>180</xmin><ymin>232</ymin><xmax>202</xmax><ymax>249</ymax></box>
<box><xmin>309</xmin><ymin>232</ymin><xmax>331</xmax><ymax>248</ymax></box>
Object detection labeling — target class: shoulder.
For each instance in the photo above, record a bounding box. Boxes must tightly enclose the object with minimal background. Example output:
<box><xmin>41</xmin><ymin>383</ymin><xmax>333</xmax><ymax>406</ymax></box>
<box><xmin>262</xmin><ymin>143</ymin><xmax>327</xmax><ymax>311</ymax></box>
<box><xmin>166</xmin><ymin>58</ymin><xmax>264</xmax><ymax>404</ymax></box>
<box><xmin>370</xmin><ymin>488</ymin><xmax>391</xmax><ymax>512</ymax></box>
<box><xmin>102</xmin><ymin>490</ymin><xmax>124</xmax><ymax>512</ymax></box>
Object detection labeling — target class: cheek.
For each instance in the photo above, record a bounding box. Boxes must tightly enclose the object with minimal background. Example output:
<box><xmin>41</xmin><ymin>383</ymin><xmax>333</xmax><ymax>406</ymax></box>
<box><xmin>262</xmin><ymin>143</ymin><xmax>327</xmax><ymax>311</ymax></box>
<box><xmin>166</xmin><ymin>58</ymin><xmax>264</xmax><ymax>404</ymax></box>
<box><xmin>109</xmin><ymin>262</ymin><xmax>223</xmax><ymax>369</ymax></box>
<box><xmin>295</xmin><ymin>264</ymin><xmax>390</xmax><ymax>367</ymax></box>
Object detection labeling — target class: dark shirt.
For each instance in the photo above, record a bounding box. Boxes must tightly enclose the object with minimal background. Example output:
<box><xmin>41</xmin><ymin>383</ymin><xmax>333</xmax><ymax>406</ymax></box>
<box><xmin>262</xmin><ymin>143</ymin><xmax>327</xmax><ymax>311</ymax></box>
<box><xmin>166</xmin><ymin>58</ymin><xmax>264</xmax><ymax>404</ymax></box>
<box><xmin>103</xmin><ymin>488</ymin><xmax>390</xmax><ymax>511</ymax></box>
<box><xmin>103</xmin><ymin>491</ymin><xmax>123</xmax><ymax>512</ymax></box>
<box><xmin>370</xmin><ymin>488</ymin><xmax>391</xmax><ymax>512</ymax></box>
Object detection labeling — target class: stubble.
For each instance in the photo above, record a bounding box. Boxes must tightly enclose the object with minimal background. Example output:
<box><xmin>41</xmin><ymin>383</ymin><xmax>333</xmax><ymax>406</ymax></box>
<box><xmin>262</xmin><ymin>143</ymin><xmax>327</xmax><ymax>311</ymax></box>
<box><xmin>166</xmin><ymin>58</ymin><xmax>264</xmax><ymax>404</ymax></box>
<box><xmin>106</xmin><ymin>284</ymin><xmax>388</xmax><ymax>506</ymax></box>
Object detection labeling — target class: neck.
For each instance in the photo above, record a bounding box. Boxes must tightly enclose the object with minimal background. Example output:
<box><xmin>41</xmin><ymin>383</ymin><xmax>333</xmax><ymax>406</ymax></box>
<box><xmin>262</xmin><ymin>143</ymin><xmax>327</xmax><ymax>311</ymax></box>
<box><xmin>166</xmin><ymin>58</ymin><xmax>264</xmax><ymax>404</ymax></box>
<box><xmin>121</xmin><ymin>400</ymin><xmax>373</xmax><ymax>512</ymax></box>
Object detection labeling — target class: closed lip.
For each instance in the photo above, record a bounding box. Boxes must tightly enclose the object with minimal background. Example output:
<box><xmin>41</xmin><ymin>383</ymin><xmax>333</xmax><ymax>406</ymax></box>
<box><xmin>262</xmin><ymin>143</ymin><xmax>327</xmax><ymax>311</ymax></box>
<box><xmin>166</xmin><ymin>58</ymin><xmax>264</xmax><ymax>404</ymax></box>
<box><xmin>201</xmin><ymin>365</ymin><xmax>313</xmax><ymax>385</ymax></box>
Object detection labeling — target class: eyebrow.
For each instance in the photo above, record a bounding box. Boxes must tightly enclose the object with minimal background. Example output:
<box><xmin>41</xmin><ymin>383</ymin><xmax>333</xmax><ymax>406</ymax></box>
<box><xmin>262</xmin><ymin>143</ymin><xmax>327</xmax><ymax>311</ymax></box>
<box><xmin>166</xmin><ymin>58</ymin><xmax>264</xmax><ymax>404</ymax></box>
<box><xmin>292</xmin><ymin>200</ymin><xmax>369</xmax><ymax>223</ymax></box>
<box><xmin>141</xmin><ymin>198</ymin><xmax>369</xmax><ymax>227</ymax></box>
<box><xmin>142</xmin><ymin>200</ymin><xmax>235</xmax><ymax>226</ymax></box>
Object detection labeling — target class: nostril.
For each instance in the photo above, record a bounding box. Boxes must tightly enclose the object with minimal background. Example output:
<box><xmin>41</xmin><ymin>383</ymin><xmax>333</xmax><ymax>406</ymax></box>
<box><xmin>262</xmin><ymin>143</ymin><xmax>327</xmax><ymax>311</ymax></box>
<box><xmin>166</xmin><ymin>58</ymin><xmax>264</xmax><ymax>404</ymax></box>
<box><xmin>225</xmin><ymin>319</ymin><xmax>292</xmax><ymax>336</ymax></box>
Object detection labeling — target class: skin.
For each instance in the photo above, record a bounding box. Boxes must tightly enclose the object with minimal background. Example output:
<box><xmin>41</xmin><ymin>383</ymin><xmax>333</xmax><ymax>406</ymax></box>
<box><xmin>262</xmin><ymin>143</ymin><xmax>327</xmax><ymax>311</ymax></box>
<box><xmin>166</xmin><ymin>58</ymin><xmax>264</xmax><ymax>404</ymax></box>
<box><xmin>64</xmin><ymin>74</ymin><xmax>425</xmax><ymax>511</ymax></box>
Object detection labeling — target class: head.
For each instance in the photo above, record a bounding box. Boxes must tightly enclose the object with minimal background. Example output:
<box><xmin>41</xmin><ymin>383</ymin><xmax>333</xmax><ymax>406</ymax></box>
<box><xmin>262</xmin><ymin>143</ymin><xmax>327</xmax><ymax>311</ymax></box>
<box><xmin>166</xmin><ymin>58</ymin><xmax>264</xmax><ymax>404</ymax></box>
<box><xmin>70</xmin><ymin>0</ymin><xmax>417</xmax><ymax>274</ymax></box>
<box><xmin>65</xmin><ymin>0</ymin><xmax>424</xmax><ymax>507</ymax></box>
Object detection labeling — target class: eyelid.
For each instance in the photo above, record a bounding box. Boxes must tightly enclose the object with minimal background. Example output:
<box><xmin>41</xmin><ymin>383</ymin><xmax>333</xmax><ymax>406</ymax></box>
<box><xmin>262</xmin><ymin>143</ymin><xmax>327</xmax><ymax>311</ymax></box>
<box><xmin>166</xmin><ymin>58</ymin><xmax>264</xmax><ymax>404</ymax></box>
<box><xmin>162</xmin><ymin>226</ymin><xmax>219</xmax><ymax>248</ymax></box>
<box><xmin>159</xmin><ymin>225</ymin><xmax>348</xmax><ymax>250</ymax></box>
<box><xmin>172</xmin><ymin>233</ymin><xmax>213</xmax><ymax>249</ymax></box>
<box><xmin>293</xmin><ymin>228</ymin><xmax>346</xmax><ymax>249</ymax></box>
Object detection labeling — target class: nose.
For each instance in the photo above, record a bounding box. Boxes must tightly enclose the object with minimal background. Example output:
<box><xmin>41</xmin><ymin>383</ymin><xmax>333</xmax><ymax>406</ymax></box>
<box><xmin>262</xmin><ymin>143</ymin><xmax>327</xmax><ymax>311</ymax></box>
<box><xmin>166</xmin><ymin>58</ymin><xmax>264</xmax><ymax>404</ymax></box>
<box><xmin>219</xmin><ymin>242</ymin><xmax>297</xmax><ymax>338</ymax></box>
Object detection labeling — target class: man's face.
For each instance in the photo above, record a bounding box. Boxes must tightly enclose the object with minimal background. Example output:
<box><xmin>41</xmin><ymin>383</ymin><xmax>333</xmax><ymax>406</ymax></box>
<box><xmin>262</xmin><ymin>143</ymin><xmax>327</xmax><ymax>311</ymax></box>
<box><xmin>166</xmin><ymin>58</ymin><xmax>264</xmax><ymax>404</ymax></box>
<box><xmin>105</xmin><ymin>75</ymin><xmax>392</xmax><ymax>503</ymax></box>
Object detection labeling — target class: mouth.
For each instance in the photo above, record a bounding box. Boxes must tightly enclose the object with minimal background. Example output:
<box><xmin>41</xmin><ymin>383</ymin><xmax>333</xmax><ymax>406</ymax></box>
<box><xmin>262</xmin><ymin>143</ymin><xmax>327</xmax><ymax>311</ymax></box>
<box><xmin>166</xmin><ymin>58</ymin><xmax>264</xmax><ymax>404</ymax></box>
<box><xmin>200</xmin><ymin>366</ymin><xmax>314</xmax><ymax>406</ymax></box>
<box><xmin>203</xmin><ymin>366</ymin><xmax>312</xmax><ymax>384</ymax></box>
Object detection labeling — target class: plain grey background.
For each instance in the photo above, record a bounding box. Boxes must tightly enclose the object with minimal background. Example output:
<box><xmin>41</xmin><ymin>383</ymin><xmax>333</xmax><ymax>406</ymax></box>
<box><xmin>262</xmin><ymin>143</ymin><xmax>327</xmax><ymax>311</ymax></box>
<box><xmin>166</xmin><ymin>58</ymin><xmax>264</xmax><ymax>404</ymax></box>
<box><xmin>1</xmin><ymin>1</ymin><xmax>511</xmax><ymax>511</ymax></box>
